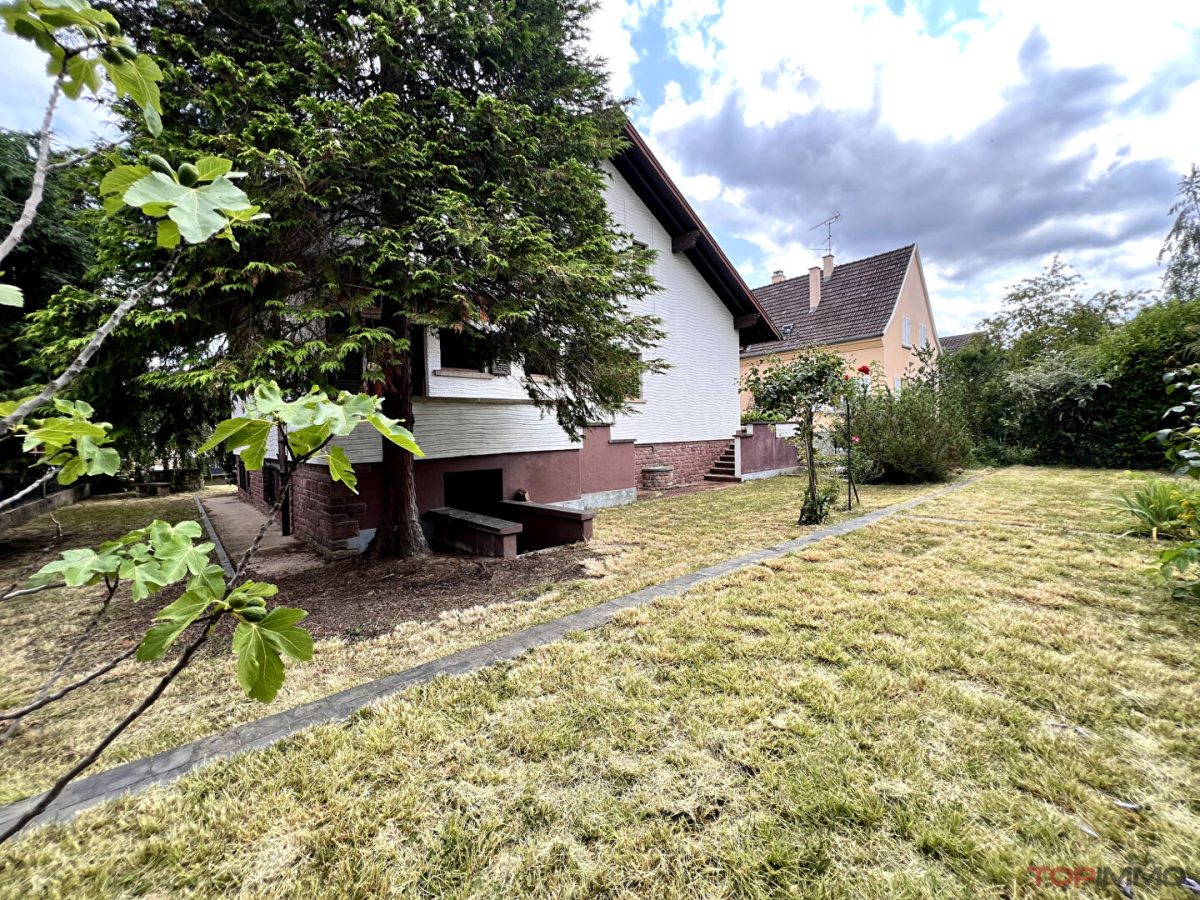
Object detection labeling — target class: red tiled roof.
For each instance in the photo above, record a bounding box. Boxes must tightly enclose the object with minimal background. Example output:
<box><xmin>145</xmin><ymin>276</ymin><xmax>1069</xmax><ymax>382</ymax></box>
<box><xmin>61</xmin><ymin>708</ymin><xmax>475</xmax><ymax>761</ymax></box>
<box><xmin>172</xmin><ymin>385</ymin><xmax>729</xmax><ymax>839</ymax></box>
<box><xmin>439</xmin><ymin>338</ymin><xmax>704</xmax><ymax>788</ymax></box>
<box><xmin>742</xmin><ymin>245</ymin><xmax>915</xmax><ymax>357</ymax></box>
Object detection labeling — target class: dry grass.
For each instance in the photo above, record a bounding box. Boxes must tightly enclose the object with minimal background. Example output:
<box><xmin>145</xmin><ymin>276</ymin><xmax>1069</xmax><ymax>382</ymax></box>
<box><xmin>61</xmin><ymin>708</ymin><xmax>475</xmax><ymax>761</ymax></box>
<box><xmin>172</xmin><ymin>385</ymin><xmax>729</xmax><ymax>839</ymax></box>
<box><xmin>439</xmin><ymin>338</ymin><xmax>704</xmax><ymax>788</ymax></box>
<box><xmin>1</xmin><ymin>467</ymin><xmax>1196</xmax><ymax>898</ymax></box>
<box><xmin>0</xmin><ymin>475</ymin><xmax>935</xmax><ymax>803</ymax></box>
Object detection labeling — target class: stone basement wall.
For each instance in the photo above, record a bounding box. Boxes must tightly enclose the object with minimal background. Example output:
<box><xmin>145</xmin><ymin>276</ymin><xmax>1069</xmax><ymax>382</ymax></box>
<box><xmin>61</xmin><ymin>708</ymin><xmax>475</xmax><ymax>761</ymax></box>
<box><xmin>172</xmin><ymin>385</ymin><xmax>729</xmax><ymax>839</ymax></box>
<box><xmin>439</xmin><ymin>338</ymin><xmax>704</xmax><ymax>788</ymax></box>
<box><xmin>239</xmin><ymin>468</ymin><xmax>272</xmax><ymax>516</ymax></box>
<box><xmin>289</xmin><ymin>464</ymin><xmax>378</xmax><ymax>558</ymax></box>
<box><xmin>239</xmin><ymin>464</ymin><xmax>373</xmax><ymax>558</ymax></box>
<box><xmin>634</xmin><ymin>439</ymin><xmax>729</xmax><ymax>490</ymax></box>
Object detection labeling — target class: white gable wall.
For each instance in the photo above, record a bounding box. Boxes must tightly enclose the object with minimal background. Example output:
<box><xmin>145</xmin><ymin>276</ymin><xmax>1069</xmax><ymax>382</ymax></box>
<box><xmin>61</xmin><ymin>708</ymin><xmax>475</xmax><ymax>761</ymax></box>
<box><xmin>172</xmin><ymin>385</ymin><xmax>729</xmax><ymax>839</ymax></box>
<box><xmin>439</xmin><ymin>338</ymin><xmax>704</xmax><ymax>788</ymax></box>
<box><xmin>604</xmin><ymin>165</ymin><xmax>741</xmax><ymax>445</ymax></box>
<box><xmin>290</xmin><ymin>164</ymin><xmax>740</xmax><ymax>467</ymax></box>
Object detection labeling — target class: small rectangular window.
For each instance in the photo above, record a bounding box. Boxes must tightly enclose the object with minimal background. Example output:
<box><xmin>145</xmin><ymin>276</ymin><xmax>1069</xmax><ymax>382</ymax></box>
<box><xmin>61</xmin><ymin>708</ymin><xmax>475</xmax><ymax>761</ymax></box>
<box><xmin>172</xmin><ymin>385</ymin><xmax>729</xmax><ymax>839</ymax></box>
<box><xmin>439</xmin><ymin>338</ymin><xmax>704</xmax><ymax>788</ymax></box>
<box><xmin>438</xmin><ymin>328</ymin><xmax>489</xmax><ymax>372</ymax></box>
<box><xmin>523</xmin><ymin>350</ymin><xmax>554</xmax><ymax>379</ymax></box>
<box><xmin>902</xmin><ymin>316</ymin><xmax>912</xmax><ymax>348</ymax></box>
<box><xmin>894</xmin><ymin>376</ymin><xmax>902</xmax><ymax>394</ymax></box>
<box><xmin>919</xmin><ymin>323</ymin><xmax>928</xmax><ymax>348</ymax></box>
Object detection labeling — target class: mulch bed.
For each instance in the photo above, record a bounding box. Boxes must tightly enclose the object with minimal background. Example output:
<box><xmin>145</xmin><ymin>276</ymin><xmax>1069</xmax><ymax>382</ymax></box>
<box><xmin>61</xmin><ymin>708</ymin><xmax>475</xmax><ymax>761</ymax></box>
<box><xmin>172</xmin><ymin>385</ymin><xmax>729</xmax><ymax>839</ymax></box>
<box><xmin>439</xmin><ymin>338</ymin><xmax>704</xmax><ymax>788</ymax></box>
<box><xmin>4</xmin><ymin>512</ymin><xmax>599</xmax><ymax>659</ymax></box>
<box><xmin>265</xmin><ymin>546</ymin><xmax>597</xmax><ymax>641</ymax></box>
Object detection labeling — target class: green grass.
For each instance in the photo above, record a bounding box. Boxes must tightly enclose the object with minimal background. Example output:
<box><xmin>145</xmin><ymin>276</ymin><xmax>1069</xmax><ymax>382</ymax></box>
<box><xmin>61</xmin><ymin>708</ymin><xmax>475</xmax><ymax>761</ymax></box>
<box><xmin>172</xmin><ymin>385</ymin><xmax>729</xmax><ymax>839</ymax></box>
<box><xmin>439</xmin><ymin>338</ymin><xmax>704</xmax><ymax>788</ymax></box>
<box><xmin>1</xmin><ymin>467</ymin><xmax>1196</xmax><ymax>897</ymax></box>
<box><xmin>0</xmin><ymin>475</ymin><xmax>935</xmax><ymax>803</ymax></box>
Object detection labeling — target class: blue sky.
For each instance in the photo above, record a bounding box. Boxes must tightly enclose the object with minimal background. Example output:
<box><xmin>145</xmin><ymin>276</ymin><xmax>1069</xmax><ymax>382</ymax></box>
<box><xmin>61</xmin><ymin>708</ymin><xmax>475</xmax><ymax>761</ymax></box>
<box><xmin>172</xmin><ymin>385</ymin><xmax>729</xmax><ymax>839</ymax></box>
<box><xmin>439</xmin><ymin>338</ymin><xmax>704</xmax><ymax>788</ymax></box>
<box><xmin>587</xmin><ymin>0</ymin><xmax>1200</xmax><ymax>333</ymax></box>
<box><xmin>3</xmin><ymin>1</ymin><xmax>1199</xmax><ymax>334</ymax></box>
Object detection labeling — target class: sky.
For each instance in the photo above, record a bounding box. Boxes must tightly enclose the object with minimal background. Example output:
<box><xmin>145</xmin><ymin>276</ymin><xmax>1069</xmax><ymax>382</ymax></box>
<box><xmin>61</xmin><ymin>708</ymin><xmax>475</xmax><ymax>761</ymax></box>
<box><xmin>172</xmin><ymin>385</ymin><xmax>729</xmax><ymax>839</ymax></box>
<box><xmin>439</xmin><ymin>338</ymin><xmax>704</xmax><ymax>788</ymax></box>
<box><xmin>3</xmin><ymin>1</ymin><xmax>1199</xmax><ymax>335</ymax></box>
<box><xmin>586</xmin><ymin>0</ymin><xmax>1200</xmax><ymax>333</ymax></box>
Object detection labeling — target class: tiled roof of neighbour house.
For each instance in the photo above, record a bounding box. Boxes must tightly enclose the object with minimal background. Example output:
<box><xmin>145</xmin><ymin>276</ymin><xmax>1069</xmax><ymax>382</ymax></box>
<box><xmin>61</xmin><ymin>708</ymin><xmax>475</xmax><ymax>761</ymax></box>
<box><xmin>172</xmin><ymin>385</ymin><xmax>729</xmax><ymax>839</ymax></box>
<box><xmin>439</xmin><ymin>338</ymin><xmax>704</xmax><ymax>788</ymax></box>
<box><xmin>939</xmin><ymin>331</ymin><xmax>984</xmax><ymax>354</ymax></box>
<box><xmin>741</xmin><ymin>245</ymin><xmax>915</xmax><ymax>358</ymax></box>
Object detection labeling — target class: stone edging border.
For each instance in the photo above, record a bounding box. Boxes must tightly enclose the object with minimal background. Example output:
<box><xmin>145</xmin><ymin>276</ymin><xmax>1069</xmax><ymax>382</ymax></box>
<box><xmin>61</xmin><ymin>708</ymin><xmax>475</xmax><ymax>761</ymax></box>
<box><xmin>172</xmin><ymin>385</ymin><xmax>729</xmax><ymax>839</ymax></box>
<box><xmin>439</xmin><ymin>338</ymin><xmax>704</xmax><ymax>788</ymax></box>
<box><xmin>193</xmin><ymin>494</ymin><xmax>235</xmax><ymax>578</ymax></box>
<box><xmin>0</xmin><ymin>475</ymin><xmax>981</xmax><ymax>838</ymax></box>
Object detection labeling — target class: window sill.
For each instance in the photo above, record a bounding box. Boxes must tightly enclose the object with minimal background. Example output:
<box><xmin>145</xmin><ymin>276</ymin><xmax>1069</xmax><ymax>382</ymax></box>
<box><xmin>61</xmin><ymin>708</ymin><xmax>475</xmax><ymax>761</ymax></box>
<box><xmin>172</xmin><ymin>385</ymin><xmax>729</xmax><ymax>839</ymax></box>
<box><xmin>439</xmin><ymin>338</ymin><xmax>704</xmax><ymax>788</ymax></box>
<box><xmin>433</xmin><ymin>368</ymin><xmax>494</xmax><ymax>380</ymax></box>
<box><xmin>523</xmin><ymin>374</ymin><xmax>554</xmax><ymax>384</ymax></box>
<box><xmin>625</xmin><ymin>398</ymin><xmax>648</xmax><ymax>405</ymax></box>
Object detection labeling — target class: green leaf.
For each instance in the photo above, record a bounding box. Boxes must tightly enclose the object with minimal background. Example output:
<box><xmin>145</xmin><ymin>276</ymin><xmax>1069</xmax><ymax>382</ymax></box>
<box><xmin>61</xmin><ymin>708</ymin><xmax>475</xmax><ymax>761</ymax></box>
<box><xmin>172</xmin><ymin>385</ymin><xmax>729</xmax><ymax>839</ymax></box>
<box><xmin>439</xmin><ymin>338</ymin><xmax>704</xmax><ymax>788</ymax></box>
<box><xmin>198</xmin><ymin>416</ymin><xmax>272</xmax><ymax>469</ymax></box>
<box><xmin>136</xmin><ymin>590</ymin><xmax>211</xmax><ymax>661</ymax></box>
<box><xmin>56</xmin><ymin>455</ymin><xmax>86</xmax><ymax>484</ymax></box>
<box><xmin>367</xmin><ymin>412</ymin><xmax>423</xmax><ymax>456</ymax></box>
<box><xmin>0</xmin><ymin>284</ymin><xmax>22</xmax><ymax>307</ymax></box>
<box><xmin>103</xmin><ymin>53</ymin><xmax>163</xmax><ymax>132</ymax></box>
<box><xmin>122</xmin><ymin>172</ymin><xmax>254</xmax><ymax>244</ymax></box>
<box><xmin>117</xmin><ymin>555</ymin><xmax>168</xmax><ymax>601</ymax></box>
<box><xmin>233</xmin><ymin>621</ymin><xmax>285</xmax><ymax>702</ymax></box>
<box><xmin>29</xmin><ymin>546</ymin><xmax>119</xmax><ymax>589</ymax></box>
<box><xmin>156</xmin><ymin>219</ymin><xmax>180</xmax><ymax>249</ymax></box>
<box><xmin>194</xmin><ymin>156</ymin><xmax>232</xmax><ymax>181</ymax></box>
<box><xmin>259</xmin><ymin>607</ymin><xmax>312</xmax><ymax>661</ymax></box>
<box><xmin>326</xmin><ymin>444</ymin><xmax>357</xmax><ymax>492</ymax></box>
<box><xmin>153</xmin><ymin>532</ymin><xmax>214</xmax><ymax>583</ymax></box>
<box><xmin>187</xmin><ymin>563</ymin><xmax>226</xmax><ymax>601</ymax></box>
<box><xmin>100</xmin><ymin>164</ymin><xmax>152</xmax><ymax>198</ymax></box>
<box><xmin>286</xmin><ymin>422</ymin><xmax>332</xmax><ymax>458</ymax></box>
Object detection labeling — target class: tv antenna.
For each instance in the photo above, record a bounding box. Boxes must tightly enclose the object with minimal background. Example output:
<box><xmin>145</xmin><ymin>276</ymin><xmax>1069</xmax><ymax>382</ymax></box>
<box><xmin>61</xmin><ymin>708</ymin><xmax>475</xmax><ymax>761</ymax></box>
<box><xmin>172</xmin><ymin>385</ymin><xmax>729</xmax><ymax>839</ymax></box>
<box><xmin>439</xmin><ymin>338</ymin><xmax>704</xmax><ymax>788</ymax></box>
<box><xmin>809</xmin><ymin>210</ymin><xmax>841</xmax><ymax>256</ymax></box>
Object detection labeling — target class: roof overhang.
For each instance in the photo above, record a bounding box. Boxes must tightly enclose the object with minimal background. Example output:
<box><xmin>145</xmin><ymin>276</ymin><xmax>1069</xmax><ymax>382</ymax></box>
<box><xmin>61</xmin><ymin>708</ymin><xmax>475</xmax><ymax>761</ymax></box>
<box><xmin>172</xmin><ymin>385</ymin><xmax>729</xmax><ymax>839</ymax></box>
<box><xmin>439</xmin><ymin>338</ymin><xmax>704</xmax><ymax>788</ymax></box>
<box><xmin>612</xmin><ymin>123</ymin><xmax>779</xmax><ymax>346</ymax></box>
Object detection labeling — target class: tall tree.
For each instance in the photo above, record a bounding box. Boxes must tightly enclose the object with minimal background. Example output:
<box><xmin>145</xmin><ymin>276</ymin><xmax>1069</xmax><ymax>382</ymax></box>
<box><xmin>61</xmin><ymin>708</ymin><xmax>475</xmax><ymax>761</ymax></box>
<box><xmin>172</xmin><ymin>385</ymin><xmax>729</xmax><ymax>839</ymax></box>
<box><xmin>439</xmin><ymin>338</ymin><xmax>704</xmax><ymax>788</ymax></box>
<box><xmin>1161</xmin><ymin>164</ymin><xmax>1200</xmax><ymax>302</ymax></box>
<box><xmin>980</xmin><ymin>256</ymin><xmax>1139</xmax><ymax>363</ymax></box>
<box><xmin>55</xmin><ymin>0</ymin><xmax>661</xmax><ymax>556</ymax></box>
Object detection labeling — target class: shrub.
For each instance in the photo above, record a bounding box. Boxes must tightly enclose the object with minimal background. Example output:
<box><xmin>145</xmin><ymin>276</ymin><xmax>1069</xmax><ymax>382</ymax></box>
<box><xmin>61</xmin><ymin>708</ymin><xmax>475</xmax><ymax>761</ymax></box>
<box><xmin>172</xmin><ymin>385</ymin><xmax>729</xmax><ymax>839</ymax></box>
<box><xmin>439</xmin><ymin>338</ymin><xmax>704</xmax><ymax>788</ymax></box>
<box><xmin>845</xmin><ymin>353</ymin><xmax>971</xmax><ymax>483</ymax></box>
<box><xmin>1116</xmin><ymin>476</ymin><xmax>1199</xmax><ymax>539</ymax></box>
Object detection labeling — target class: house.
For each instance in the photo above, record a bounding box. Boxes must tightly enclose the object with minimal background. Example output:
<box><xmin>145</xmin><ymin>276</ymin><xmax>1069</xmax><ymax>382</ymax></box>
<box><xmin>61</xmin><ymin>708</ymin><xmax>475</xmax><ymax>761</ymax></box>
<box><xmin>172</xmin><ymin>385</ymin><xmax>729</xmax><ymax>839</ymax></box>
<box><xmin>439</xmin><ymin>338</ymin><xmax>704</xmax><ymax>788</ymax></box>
<box><xmin>739</xmin><ymin>244</ymin><xmax>940</xmax><ymax>405</ymax></box>
<box><xmin>939</xmin><ymin>331</ymin><xmax>983</xmax><ymax>354</ymax></box>
<box><xmin>237</xmin><ymin>125</ymin><xmax>802</xmax><ymax>558</ymax></box>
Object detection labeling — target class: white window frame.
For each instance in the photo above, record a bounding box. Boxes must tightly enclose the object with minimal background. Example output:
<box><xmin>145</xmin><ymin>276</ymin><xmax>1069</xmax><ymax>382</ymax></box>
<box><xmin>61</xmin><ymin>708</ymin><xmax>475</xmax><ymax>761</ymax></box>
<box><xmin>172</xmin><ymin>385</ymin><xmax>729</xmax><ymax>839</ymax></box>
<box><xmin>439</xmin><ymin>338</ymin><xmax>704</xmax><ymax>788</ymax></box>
<box><xmin>894</xmin><ymin>376</ymin><xmax>902</xmax><ymax>394</ymax></box>
<box><xmin>918</xmin><ymin>322</ymin><xmax>927</xmax><ymax>348</ymax></box>
<box><xmin>902</xmin><ymin>316</ymin><xmax>912</xmax><ymax>348</ymax></box>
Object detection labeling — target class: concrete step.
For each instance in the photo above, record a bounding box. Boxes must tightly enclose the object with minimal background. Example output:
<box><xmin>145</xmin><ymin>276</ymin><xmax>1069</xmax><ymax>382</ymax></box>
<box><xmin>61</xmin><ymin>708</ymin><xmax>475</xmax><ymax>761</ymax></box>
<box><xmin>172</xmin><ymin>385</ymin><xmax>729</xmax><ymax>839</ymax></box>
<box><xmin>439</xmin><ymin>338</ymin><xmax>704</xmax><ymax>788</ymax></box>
<box><xmin>704</xmin><ymin>473</ymin><xmax>742</xmax><ymax>483</ymax></box>
<box><xmin>710</xmin><ymin>463</ymin><xmax>736</xmax><ymax>474</ymax></box>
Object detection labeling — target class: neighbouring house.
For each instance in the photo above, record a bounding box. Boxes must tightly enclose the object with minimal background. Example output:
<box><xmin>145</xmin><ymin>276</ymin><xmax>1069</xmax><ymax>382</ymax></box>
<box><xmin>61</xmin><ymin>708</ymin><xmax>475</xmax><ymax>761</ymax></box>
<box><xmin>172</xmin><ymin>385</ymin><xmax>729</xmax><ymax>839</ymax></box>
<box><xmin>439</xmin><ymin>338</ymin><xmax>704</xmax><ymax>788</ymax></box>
<box><xmin>739</xmin><ymin>244</ymin><xmax>940</xmax><ymax>407</ymax></box>
<box><xmin>939</xmin><ymin>331</ymin><xmax>984</xmax><ymax>354</ymax></box>
<box><xmin>237</xmin><ymin>125</ymin><xmax>804</xmax><ymax>558</ymax></box>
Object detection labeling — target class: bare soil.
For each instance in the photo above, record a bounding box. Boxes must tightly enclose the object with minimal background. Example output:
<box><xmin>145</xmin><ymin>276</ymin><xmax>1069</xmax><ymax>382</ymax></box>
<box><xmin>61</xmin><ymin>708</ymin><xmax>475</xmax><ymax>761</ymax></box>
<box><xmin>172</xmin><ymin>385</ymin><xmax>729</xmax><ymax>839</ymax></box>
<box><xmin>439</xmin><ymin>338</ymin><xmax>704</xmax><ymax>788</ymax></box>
<box><xmin>265</xmin><ymin>546</ymin><xmax>598</xmax><ymax>641</ymax></box>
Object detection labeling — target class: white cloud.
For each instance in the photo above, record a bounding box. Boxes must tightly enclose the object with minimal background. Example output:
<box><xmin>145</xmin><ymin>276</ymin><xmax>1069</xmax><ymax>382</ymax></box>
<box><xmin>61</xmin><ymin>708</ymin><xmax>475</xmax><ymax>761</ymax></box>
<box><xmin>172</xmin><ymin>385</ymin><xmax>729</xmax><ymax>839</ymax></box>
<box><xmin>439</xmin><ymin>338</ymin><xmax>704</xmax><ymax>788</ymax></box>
<box><xmin>584</xmin><ymin>0</ymin><xmax>657</xmax><ymax>99</ymax></box>
<box><xmin>604</xmin><ymin>0</ymin><xmax>1200</xmax><ymax>327</ymax></box>
<box><xmin>0</xmin><ymin>33</ymin><xmax>116</xmax><ymax>146</ymax></box>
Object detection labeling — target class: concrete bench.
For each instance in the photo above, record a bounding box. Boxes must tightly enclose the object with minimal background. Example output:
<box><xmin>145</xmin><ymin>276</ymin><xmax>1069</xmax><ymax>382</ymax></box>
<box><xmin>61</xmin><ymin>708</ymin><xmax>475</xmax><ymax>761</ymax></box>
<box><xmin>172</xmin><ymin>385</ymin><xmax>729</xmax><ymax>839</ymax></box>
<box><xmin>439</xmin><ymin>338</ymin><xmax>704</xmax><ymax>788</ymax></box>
<box><xmin>428</xmin><ymin>507</ymin><xmax>523</xmax><ymax>559</ymax></box>
<box><xmin>495</xmin><ymin>500</ymin><xmax>595</xmax><ymax>552</ymax></box>
<box><xmin>135</xmin><ymin>482</ymin><xmax>172</xmax><ymax>496</ymax></box>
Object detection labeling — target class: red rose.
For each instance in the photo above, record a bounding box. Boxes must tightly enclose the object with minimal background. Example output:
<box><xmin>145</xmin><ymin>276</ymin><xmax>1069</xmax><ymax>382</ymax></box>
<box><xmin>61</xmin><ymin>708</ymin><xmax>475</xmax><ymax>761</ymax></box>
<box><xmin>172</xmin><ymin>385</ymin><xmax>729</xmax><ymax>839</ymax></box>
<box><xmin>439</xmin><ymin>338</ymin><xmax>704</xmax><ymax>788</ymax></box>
<box><xmin>857</xmin><ymin>365</ymin><xmax>871</xmax><ymax>375</ymax></box>
<box><xmin>852</xmin><ymin>435</ymin><xmax>861</xmax><ymax>443</ymax></box>
<box><xmin>843</xmin><ymin>374</ymin><xmax>850</xmax><ymax>380</ymax></box>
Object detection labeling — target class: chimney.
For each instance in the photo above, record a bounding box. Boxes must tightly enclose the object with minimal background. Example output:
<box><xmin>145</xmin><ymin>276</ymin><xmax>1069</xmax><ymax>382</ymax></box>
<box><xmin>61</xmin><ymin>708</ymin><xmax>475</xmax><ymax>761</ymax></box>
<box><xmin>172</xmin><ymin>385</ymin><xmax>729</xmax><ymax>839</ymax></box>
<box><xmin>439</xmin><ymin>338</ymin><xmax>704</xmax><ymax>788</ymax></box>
<box><xmin>823</xmin><ymin>253</ymin><xmax>834</xmax><ymax>281</ymax></box>
<box><xmin>771</xmin><ymin>269</ymin><xmax>785</xmax><ymax>284</ymax></box>
<box><xmin>809</xmin><ymin>266</ymin><xmax>821</xmax><ymax>310</ymax></box>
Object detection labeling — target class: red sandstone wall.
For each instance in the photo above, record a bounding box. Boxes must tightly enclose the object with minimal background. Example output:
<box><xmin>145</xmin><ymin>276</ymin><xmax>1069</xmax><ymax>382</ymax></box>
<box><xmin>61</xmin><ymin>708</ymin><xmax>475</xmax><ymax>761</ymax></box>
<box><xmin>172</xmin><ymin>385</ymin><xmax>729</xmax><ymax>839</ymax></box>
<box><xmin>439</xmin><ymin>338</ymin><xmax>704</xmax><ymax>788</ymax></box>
<box><xmin>634</xmin><ymin>439</ymin><xmax>728</xmax><ymax>490</ymax></box>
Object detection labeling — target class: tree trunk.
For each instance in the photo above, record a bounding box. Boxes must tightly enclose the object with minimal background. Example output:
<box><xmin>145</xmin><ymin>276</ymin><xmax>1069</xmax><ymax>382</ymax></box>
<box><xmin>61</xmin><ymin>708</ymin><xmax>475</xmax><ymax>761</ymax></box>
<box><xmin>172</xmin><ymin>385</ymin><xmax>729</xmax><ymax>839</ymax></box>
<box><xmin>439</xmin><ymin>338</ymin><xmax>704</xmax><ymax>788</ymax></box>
<box><xmin>367</xmin><ymin>312</ymin><xmax>429</xmax><ymax>558</ymax></box>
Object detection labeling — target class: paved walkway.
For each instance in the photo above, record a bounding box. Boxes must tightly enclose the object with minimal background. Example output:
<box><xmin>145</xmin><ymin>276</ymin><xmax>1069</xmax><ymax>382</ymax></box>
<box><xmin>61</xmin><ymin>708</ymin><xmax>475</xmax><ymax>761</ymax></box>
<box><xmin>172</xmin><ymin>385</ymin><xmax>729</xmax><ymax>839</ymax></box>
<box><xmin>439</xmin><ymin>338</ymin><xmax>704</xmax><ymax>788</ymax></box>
<box><xmin>0</xmin><ymin>476</ymin><xmax>980</xmax><ymax>838</ymax></box>
<box><xmin>198</xmin><ymin>493</ymin><xmax>324</xmax><ymax>578</ymax></box>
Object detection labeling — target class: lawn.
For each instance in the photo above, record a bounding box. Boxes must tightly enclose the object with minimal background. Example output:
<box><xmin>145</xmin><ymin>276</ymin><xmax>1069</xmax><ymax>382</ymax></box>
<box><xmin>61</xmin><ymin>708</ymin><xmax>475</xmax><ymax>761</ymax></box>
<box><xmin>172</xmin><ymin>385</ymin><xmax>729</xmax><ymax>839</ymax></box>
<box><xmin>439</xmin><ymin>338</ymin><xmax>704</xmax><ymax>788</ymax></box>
<box><xmin>0</xmin><ymin>474</ymin><xmax>935</xmax><ymax>803</ymax></box>
<box><xmin>1</xmin><ymin>467</ymin><xmax>1196</xmax><ymax>898</ymax></box>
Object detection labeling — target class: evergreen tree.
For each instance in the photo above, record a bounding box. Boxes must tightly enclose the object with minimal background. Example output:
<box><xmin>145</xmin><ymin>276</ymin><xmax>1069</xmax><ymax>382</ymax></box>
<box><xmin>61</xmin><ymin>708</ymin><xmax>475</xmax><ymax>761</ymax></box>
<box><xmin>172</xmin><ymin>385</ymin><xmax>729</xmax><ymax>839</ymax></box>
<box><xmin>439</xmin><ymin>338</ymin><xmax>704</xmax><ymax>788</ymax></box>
<box><xmin>39</xmin><ymin>0</ymin><xmax>662</xmax><ymax>555</ymax></box>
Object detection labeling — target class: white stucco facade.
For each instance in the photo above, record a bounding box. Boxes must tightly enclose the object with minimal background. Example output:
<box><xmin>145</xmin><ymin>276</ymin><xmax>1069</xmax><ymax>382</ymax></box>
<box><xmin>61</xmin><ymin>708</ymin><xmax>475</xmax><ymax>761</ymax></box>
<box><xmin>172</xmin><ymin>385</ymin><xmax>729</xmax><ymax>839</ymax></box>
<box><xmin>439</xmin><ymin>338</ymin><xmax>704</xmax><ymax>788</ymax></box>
<box><xmin>305</xmin><ymin>164</ymin><xmax>742</xmax><ymax>467</ymax></box>
<box><xmin>602</xmin><ymin>165</ymin><xmax>742</xmax><ymax>445</ymax></box>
